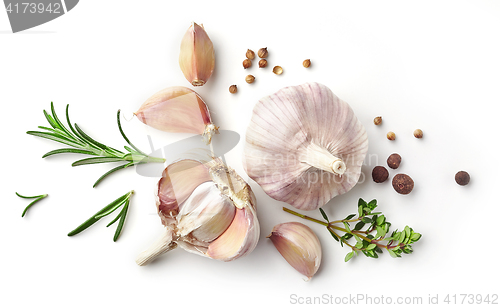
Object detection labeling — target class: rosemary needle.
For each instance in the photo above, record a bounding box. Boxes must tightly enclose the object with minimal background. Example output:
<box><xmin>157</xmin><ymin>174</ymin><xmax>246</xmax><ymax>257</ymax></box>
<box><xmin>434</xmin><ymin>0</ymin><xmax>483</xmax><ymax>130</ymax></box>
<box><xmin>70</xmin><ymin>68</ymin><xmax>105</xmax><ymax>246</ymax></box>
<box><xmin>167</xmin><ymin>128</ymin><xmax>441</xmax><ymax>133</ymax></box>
<box><xmin>16</xmin><ymin>192</ymin><xmax>48</xmax><ymax>217</ymax></box>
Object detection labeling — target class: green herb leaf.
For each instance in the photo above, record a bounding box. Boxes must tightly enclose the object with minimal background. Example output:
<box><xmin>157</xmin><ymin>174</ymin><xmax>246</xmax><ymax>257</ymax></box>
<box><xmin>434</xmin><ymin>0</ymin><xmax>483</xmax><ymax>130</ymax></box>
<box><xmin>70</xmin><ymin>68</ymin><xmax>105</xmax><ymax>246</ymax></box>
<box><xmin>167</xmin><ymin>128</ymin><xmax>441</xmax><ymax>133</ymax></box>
<box><xmin>16</xmin><ymin>192</ymin><xmax>48</xmax><ymax>217</ymax></box>
<box><xmin>354</xmin><ymin>221</ymin><xmax>365</xmax><ymax>231</ymax></box>
<box><xmin>319</xmin><ymin>208</ymin><xmax>329</xmax><ymax>222</ymax></box>
<box><xmin>345</xmin><ymin>251</ymin><xmax>355</xmax><ymax>262</ymax></box>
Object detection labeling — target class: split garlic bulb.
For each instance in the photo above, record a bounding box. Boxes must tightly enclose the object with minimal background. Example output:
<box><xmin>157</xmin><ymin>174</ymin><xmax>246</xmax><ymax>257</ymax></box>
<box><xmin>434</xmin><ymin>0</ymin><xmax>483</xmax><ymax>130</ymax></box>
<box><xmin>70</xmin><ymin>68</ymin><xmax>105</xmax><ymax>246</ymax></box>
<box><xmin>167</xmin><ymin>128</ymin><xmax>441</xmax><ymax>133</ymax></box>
<box><xmin>179</xmin><ymin>22</ymin><xmax>215</xmax><ymax>86</ymax></box>
<box><xmin>136</xmin><ymin>158</ymin><xmax>260</xmax><ymax>265</ymax></box>
<box><xmin>243</xmin><ymin>82</ymin><xmax>368</xmax><ymax>211</ymax></box>
<box><xmin>268</xmin><ymin>222</ymin><xmax>322</xmax><ymax>281</ymax></box>
<box><xmin>135</xmin><ymin>86</ymin><xmax>218</xmax><ymax>144</ymax></box>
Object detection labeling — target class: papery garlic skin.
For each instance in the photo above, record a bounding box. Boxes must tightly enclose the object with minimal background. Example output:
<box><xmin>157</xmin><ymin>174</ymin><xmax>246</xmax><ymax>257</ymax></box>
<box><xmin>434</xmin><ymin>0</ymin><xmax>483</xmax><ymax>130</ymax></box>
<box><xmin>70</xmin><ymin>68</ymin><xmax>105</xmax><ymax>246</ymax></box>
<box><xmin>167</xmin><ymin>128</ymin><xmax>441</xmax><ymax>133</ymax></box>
<box><xmin>179</xmin><ymin>22</ymin><xmax>215</xmax><ymax>86</ymax></box>
<box><xmin>135</xmin><ymin>86</ymin><xmax>219</xmax><ymax>144</ymax></box>
<box><xmin>243</xmin><ymin>82</ymin><xmax>368</xmax><ymax>211</ymax></box>
<box><xmin>268</xmin><ymin>222</ymin><xmax>322</xmax><ymax>281</ymax></box>
<box><xmin>136</xmin><ymin>158</ymin><xmax>259</xmax><ymax>266</ymax></box>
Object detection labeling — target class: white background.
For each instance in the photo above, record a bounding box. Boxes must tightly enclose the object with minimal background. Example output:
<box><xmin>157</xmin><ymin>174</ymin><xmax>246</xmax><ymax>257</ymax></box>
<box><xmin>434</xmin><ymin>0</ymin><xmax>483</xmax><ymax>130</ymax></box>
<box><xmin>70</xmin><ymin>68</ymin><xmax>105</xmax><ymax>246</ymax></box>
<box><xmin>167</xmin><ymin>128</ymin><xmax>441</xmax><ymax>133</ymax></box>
<box><xmin>1</xmin><ymin>1</ymin><xmax>499</xmax><ymax>307</ymax></box>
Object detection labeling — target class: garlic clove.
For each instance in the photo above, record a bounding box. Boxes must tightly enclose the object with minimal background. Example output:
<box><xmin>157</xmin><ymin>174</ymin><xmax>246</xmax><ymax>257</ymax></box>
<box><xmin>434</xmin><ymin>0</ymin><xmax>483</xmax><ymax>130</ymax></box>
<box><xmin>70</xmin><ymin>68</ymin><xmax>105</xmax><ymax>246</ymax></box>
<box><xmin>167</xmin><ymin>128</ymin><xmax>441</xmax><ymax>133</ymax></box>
<box><xmin>243</xmin><ymin>82</ymin><xmax>368</xmax><ymax>211</ymax></box>
<box><xmin>176</xmin><ymin>182</ymin><xmax>236</xmax><ymax>243</ymax></box>
<box><xmin>267</xmin><ymin>222</ymin><xmax>322</xmax><ymax>281</ymax></box>
<box><xmin>157</xmin><ymin>159</ymin><xmax>212</xmax><ymax>226</ymax></box>
<box><xmin>206</xmin><ymin>205</ymin><xmax>259</xmax><ymax>261</ymax></box>
<box><xmin>135</xmin><ymin>86</ymin><xmax>219</xmax><ymax>144</ymax></box>
<box><xmin>179</xmin><ymin>22</ymin><xmax>215</xmax><ymax>87</ymax></box>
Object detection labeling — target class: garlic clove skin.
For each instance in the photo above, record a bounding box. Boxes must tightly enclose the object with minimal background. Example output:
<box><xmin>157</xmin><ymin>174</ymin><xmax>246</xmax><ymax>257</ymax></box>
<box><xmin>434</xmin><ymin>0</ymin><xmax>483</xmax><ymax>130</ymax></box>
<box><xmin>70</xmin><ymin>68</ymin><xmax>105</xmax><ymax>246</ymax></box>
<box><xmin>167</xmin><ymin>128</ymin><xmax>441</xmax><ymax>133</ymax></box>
<box><xmin>267</xmin><ymin>222</ymin><xmax>322</xmax><ymax>281</ymax></box>
<box><xmin>179</xmin><ymin>22</ymin><xmax>215</xmax><ymax>87</ymax></box>
<box><xmin>176</xmin><ymin>182</ymin><xmax>236</xmax><ymax>243</ymax></box>
<box><xmin>135</xmin><ymin>86</ymin><xmax>219</xmax><ymax>144</ymax></box>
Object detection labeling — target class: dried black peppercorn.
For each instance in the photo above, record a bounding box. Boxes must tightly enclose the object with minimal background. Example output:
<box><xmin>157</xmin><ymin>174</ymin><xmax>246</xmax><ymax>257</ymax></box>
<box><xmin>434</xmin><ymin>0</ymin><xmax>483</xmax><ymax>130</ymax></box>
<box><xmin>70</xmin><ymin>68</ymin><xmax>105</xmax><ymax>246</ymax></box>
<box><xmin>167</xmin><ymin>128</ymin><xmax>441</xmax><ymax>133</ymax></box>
<box><xmin>372</xmin><ymin>166</ymin><xmax>389</xmax><ymax>183</ymax></box>
<box><xmin>387</xmin><ymin>153</ymin><xmax>401</xmax><ymax>169</ymax></box>
<box><xmin>455</xmin><ymin>171</ymin><xmax>470</xmax><ymax>186</ymax></box>
<box><xmin>392</xmin><ymin>174</ymin><xmax>414</xmax><ymax>195</ymax></box>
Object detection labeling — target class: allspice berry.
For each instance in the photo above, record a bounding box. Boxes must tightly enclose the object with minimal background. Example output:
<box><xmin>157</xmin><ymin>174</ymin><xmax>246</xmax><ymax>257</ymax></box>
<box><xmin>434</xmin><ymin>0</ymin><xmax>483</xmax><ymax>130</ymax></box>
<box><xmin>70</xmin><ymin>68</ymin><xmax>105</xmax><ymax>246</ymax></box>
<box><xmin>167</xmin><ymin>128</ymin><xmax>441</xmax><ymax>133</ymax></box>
<box><xmin>414</xmin><ymin>129</ymin><xmax>423</xmax><ymax>139</ymax></box>
<box><xmin>303</xmin><ymin>59</ymin><xmax>311</xmax><ymax>68</ymax></box>
<box><xmin>259</xmin><ymin>59</ymin><xmax>268</xmax><ymax>68</ymax></box>
<box><xmin>372</xmin><ymin>166</ymin><xmax>389</xmax><ymax>183</ymax></box>
<box><xmin>243</xmin><ymin>59</ymin><xmax>252</xmax><ymax>69</ymax></box>
<box><xmin>246</xmin><ymin>49</ymin><xmax>255</xmax><ymax>60</ymax></box>
<box><xmin>455</xmin><ymin>171</ymin><xmax>470</xmax><ymax>186</ymax></box>
<box><xmin>245</xmin><ymin>75</ymin><xmax>255</xmax><ymax>84</ymax></box>
<box><xmin>258</xmin><ymin>47</ymin><xmax>268</xmax><ymax>58</ymax></box>
<box><xmin>392</xmin><ymin>174</ymin><xmax>414</xmax><ymax>195</ymax></box>
<box><xmin>273</xmin><ymin>66</ymin><xmax>283</xmax><ymax>75</ymax></box>
<box><xmin>229</xmin><ymin>85</ymin><xmax>237</xmax><ymax>94</ymax></box>
<box><xmin>387</xmin><ymin>131</ymin><xmax>396</xmax><ymax>140</ymax></box>
<box><xmin>387</xmin><ymin>153</ymin><xmax>402</xmax><ymax>169</ymax></box>
<box><xmin>374</xmin><ymin>116</ymin><xmax>382</xmax><ymax>125</ymax></box>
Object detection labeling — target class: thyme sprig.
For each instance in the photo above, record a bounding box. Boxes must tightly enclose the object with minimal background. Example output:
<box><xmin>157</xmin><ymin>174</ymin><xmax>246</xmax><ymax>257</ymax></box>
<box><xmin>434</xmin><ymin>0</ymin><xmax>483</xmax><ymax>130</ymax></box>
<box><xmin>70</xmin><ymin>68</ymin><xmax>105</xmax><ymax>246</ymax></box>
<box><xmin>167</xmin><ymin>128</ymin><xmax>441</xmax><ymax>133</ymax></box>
<box><xmin>284</xmin><ymin>198</ymin><xmax>421</xmax><ymax>262</ymax></box>
<box><xmin>15</xmin><ymin>192</ymin><xmax>48</xmax><ymax>217</ymax></box>
<box><xmin>27</xmin><ymin>103</ymin><xmax>165</xmax><ymax>187</ymax></box>
<box><xmin>68</xmin><ymin>190</ymin><xmax>134</xmax><ymax>242</ymax></box>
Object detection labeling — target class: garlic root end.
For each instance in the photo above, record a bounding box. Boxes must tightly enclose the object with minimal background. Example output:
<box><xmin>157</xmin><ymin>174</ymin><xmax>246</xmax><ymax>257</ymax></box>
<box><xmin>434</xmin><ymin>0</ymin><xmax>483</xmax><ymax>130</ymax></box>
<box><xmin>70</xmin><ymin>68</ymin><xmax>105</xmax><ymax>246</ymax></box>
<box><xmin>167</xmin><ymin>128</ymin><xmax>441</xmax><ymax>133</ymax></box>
<box><xmin>135</xmin><ymin>228</ymin><xmax>177</xmax><ymax>266</ymax></box>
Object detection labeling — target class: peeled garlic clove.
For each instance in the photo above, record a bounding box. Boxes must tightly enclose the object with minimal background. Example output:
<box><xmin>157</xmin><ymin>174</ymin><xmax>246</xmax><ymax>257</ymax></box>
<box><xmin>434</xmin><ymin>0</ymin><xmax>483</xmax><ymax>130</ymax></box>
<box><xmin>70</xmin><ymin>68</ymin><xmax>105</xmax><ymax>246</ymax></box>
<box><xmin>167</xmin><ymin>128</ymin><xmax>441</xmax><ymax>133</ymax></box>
<box><xmin>243</xmin><ymin>82</ymin><xmax>368</xmax><ymax>211</ymax></box>
<box><xmin>176</xmin><ymin>182</ymin><xmax>236</xmax><ymax>242</ymax></box>
<box><xmin>268</xmin><ymin>222</ymin><xmax>322</xmax><ymax>281</ymax></box>
<box><xmin>135</xmin><ymin>86</ymin><xmax>219</xmax><ymax>144</ymax></box>
<box><xmin>179</xmin><ymin>22</ymin><xmax>215</xmax><ymax>87</ymax></box>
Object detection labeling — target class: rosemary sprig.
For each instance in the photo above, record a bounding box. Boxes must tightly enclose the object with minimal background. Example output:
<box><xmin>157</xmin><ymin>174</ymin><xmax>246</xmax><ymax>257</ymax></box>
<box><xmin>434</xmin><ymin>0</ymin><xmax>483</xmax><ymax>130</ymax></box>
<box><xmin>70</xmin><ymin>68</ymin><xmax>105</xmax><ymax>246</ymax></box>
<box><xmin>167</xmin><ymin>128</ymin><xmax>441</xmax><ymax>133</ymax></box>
<box><xmin>68</xmin><ymin>190</ymin><xmax>134</xmax><ymax>242</ymax></box>
<box><xmin>15</xmin><ymin>192</ymin><xmax>48</xmax><ymax>217</ymax></box>
<box><xmin>284</xmin><ymin>198</ymin><xmax>421</xmax><ymax>262</ymax></box>
<box><xmin>27</xmin><ymin>103</ymin><xmax>165</xmax><ymax>187</ymax></box>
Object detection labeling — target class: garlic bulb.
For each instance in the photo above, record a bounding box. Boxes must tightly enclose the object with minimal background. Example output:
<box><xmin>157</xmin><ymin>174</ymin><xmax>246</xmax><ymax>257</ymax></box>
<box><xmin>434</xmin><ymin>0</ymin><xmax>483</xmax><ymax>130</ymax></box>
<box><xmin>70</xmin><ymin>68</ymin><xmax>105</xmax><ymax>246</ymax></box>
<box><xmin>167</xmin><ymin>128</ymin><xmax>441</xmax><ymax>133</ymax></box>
<box><xmin>135</xmin><ymin>86</ymin><xmax>219</xmax><ymax>144</ymax></box>
<box><xmin>136</xmin><ymin>158</ymin><xmax>260</xmax><ymax>265</ymax></box>
<box><xmin>243</xmin><ymin>82</ymin><xmax>368</xmax><ymax>211</ymax></box>
<box><xmin>179</xmin><ymin>22</ymin><xmax>215</xmax><ymax>87</ymax></box>
<box><xmin>268</xmin><ymin>222</ymin><xmax>322</xmax><ymax>281</ymax></box>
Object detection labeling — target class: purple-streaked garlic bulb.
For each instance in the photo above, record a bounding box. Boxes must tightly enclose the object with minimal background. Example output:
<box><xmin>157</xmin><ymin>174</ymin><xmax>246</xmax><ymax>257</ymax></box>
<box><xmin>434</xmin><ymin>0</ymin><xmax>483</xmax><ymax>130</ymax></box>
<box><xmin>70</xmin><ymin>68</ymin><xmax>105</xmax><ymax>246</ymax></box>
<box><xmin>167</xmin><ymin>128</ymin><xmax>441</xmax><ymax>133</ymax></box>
<box><xmin>135</xmin><ymin>86</ymin><xmax>219</xmax><ymax>144</ymax></box>
<box><xmin>179</xmin><ymin>22</ymin><xmax>215</xmax><ymax>87</ymax></box>
<box><xmin>268</xmin><ymin>222</ymin><xmax>322</xmax><ymax>281</ymax></box>
<box><xmin>243</xmin><ymin>82</ymin><xmax>368</xmax><ymax>211</ymax></box>
<box><xmin>136</xmin><ymin>158</ymin><xmax>259</xmax><ymax>265</ymax></box>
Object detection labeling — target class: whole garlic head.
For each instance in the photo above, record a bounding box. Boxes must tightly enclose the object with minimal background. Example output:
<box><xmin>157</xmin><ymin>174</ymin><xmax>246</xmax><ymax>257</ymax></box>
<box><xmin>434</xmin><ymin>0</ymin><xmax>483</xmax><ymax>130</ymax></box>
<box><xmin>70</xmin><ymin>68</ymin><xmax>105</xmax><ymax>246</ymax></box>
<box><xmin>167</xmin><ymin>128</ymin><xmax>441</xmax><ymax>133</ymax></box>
<box><xmin>136</xmin><ymin>158</ymin><xmax>260</xmax><ymax>265</ymax></box>
<box><xmin>243</xmin><ymin>82</ymin><xmax>368</xmax><ymax>211</ymax></box>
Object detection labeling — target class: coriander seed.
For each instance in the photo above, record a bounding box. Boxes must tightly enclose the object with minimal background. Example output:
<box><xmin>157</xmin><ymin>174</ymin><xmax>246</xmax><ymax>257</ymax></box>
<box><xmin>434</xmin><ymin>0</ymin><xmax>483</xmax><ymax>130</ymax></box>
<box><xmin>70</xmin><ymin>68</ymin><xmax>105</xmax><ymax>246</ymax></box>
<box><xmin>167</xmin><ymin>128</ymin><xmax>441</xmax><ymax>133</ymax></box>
<box><xmin>303</xmin><ymin>59</ymin><xmax>311</xmax><ymax>68</ymax></box>
<box><xmin>273</xmin><ymin>66</ymin><xmax>283</xmax><ymax>75</ymax></box>
<box><xmin>387</xmin><ymin>153</ymin><xmax>402</xmax><ymax>169</ymax></box>
<box><xmin>229</xmin><ymin>85</ymin><xmax>237</xmax><ymax>94</ymax></box>
<box><xmin>392</xmin><ymin>174</ymin><xmax>414</xmax><ymax>195</ymax></box>
<box><xmin>372</xmin><ymin>166</ymin><xmax>389</xmax><ymax>183</ymax></box>
<box><xmin>246</xmin><ymin>49</ymin><xmax>255</xmax><ymax>60</ymax></box>
<box><xmin>414</xmin><ymin>129</ymin><xmax>423</xmax><ymax>139</ymax></box>
<box><xmin>455</xmin><ymin>171</ymin><xmax>470</xmax><ymax>186</ymax></box>
<box><xmin>387</xmin><ymin>131</ymin><xmax>396</xmax><ymax>141</ymax></box>
<box><xmin>259</xmin><ymin>59</ymin><xmax>268</xmax><ymax>68</ymax></box>
<box><xmin>245</xmin><ymin>75</ymin><xmax>255</xmax><ymax>84</ymax></box>
<box><xmin>243</xmin><ymin>59</ymin><xmax>252</xmax><ymax>69</ymax></box>
<box><xmin>258</xmin><ymin>47</ymin><xmax>268</xmax><ymax>58</ymax></box>
<box><xmin>374</xmin><ymin>116</ymin><xmax>382</xmax><ymax>125</ymax></box>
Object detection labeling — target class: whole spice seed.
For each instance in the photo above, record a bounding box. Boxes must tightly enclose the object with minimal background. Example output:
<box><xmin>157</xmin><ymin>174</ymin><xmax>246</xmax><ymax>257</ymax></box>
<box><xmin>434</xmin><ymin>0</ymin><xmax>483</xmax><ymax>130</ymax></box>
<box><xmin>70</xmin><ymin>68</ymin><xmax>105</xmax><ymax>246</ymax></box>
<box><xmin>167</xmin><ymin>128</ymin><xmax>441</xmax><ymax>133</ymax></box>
<box><xmin>246</xmin><ymin>49</ymin><xmax>255</xmax><ymax>60</ymax></box>
<box><xmin>243</xmin><ymin>59</ymin><xmax>252</xmax><ymax>69</ymax></box>
<box><xmin>374</xmin><ymin>116</ymin><xmax>382</xmax><ymax>125</ymax></box>
<box><xmin>258</xmin><ymin>47</ymin><xmax>268</xmax><ymax>58</ymax></box>
<box><xmin>387</xmin><ymin>153</ymin><xmax>402</xmax><ymax>169</ymax></box>
<box><xmin>259</xmin><ymin>59</ymin><xmax>267</xmax><ymax>68</ymax></box>
<box><xmin>273</xmin><ymin>66</ymin><xmax>283</xmax><ymax>75</ymax></box>
<box><xmin>392</xmin><ymin>174</ymin><xmax>414</xmax><ymax>195</ymax></box>
<box><xmin>414</xmin><ymin>129</ymin><xmax>423</xmax><ymax>139</ymax></box>
<box><xmin>455</xmin><ymin>171</ymin><xmax>470</xmax><ymax>186</ymax></box>
<box><xmin>245</xmin><ymin>75</ymin><xmax>255</xmax><ymax>84</ymax></box>
<box><xmin>303</xmin><ymin>59</ymin><xmax>311</xmax><ymax>68</ymax></box>
<box><xmin>387</xmin><ymin>131</ymin><xmax>396</xmax><ymax>140</ymax></box>
<box><xmin>372</xmin><ymin>166</ymin><xmax>389</xmax><ymax>183</ymax></box>
<box><xmin>229</xmin><ymin>85</ymin><xmax>237</xmax><ymax>94</ymax></box>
